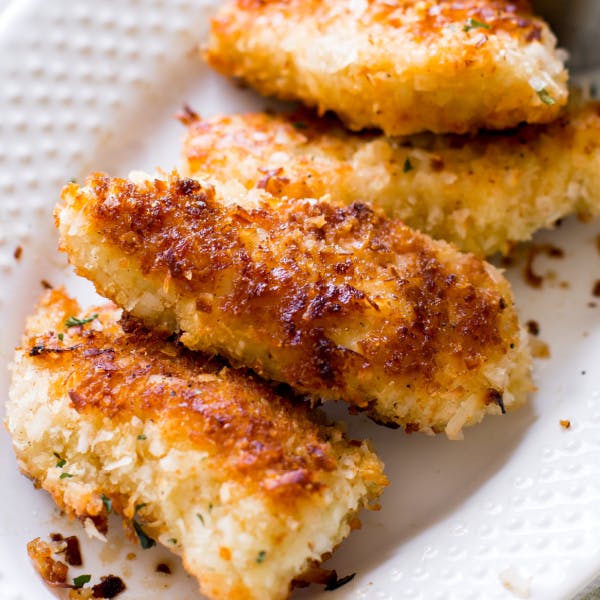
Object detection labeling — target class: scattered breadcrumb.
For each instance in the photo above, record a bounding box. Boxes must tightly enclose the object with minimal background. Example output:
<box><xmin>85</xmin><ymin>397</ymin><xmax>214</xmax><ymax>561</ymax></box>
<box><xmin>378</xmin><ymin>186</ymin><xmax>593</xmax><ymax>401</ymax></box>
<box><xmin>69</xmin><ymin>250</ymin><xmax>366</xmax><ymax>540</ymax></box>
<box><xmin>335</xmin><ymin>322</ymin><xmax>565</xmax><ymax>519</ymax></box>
<box><xmin>499</xmin><ymin>566</ymin><xmax>532</xmax><ymax>598</ymax></box>
<box><xmin>530</xmin><ymin>338</ymin><xmax>551</xmax><ymax>359</ymax></box>
<box><xmin>27</xmin><ymin>537</ymin><xmax>69</xmax><ymax>587</ymax></box>
<box><xmin>523</xmin><ymin>244</ymin><xmax>564</xmax><ymax>289</ymax></box>
<box><xmin>526</xmin><ymin>321</ymin><xmax>540</xmax><ymax>336</ymax></box>
<box><xmin>560</xmin><ymin>420</ymin><xmax>572</xmax><ymax>430</ymax></box>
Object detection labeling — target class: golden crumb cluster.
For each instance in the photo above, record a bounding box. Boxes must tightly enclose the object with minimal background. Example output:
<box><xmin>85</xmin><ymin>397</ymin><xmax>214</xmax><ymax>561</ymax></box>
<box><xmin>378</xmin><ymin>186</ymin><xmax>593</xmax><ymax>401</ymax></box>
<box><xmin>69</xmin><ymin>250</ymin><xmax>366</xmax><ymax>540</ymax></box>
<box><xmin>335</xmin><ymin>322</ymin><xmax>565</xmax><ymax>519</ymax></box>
<box><xmin>206</xmin><ymin>0</ymin><xmax>568</xmax><ymax>134</ymax></box>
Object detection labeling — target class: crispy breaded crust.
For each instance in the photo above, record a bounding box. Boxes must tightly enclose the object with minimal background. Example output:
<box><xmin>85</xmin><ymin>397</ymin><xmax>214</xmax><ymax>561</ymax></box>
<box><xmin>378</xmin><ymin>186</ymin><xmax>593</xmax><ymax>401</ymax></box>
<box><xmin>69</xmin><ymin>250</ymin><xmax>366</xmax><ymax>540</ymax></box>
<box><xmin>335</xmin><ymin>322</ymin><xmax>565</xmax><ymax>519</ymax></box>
<box><xmin>56</xmin><ymin>174</ymin><xmax>532</xmax><ymax>438</ymax></box>
<box><xmin>7</xmin><ymin>289</ymin><xmax>386</xmax><ymax>600</ymax></box>
<box><xmin>205</xmin><ymin>0</ymin><xmax>568</xmax><ymax>135</ymax></box>
<box><xmin>182</xmin><ymin>101</ymin><xmax>600</xmax><ymax>256</ymax></box>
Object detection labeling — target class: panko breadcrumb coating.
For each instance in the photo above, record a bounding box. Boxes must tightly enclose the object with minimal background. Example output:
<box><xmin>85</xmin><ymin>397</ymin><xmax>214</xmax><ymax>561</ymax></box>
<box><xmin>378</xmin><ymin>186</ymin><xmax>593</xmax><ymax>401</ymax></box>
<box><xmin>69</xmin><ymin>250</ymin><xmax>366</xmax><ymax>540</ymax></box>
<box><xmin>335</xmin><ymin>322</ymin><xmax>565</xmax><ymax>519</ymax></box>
<box><xmin>56</xmin><ymin>173</ymin><xmax>532</xmax><ymax>438</ymax></box>
<box><xmin>182</xmin><ymin>101</ymin><xmax>600</xmax><ymax>256</ymax></box>
<box><xmin>205</xmin><ymin>0</ymin><xmax>568</xmax><ymax>135</ymax></box>
<box><xmin>7</xmin><ymin>289</ymin><xmax>386</xmax><ymax>600</ymax></box>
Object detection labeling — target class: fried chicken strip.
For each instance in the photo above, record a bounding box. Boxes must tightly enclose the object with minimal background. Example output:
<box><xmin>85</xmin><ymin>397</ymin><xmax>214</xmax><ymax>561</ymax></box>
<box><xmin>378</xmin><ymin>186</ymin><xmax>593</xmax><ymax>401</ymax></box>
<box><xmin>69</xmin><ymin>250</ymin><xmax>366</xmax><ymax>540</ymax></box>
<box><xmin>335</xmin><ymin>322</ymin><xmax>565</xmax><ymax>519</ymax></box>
<box><xmin>182</xmin><ymin>101</ymin><xmax>600</xmax><ymax>256</ymax></box>
<box><xmin>6</xmin><ymin>289</ymin><xmax>386</xmax><ymax>600</ymax></box>
<box><xmin>205</xmin><ymin>0</ymin><xmax>568</xmax><ymax>135</ymax></box>
<box><xmin>56</xmin><ymin>173</ymin><xmax>532</xmax><ymax>438</ymax></box>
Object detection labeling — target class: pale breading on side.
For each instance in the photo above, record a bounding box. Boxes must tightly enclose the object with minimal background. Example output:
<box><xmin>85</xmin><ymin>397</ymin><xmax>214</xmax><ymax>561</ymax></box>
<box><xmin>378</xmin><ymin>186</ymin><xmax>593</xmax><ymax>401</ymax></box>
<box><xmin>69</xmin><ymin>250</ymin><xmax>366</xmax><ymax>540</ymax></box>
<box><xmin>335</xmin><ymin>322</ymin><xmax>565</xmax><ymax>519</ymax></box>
<box><xmin>55</xmin><ymin>173</ymin><xmax>532</xmax><ymax>438</ymax></box>
<box><xmin>205</xmin><ymin>0</ymin><xmax>568</xmax><ymax>135</ymax></box>
<box><xmin>181</xmin><ymin>101</ymin><xmax>600</xmax><ymax>256</ymax></box>
<box><xmin>7</xmin><ymin>289</ymin><xmax>387</xmax><ymax>600</ymax></box>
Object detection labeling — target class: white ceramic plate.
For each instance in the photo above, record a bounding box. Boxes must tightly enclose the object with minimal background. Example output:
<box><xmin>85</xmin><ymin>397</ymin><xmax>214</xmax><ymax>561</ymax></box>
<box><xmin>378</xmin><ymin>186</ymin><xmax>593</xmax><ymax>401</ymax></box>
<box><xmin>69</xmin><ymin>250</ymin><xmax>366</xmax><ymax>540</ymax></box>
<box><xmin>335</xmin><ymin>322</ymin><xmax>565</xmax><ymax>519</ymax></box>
<box><xmin>1</xmin><ymin>2</ymin><xmax>600</xmax><ymax>599</ymax></box>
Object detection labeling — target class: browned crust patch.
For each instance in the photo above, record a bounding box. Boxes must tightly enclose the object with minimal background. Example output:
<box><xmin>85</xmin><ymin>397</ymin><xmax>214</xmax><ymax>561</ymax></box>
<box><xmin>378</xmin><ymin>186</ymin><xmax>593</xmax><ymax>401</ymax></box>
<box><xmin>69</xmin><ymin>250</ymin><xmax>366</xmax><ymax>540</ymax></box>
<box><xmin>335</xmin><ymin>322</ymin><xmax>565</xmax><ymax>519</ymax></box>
<box><xmin>25</xmin><ymin>289</ymin><xmax>358</xmax><ymax>500</ymax></box>
<box><xmin>60</xmin><ymin>174</ymin><xmax>516</xmax><ymax>410</ymax></box>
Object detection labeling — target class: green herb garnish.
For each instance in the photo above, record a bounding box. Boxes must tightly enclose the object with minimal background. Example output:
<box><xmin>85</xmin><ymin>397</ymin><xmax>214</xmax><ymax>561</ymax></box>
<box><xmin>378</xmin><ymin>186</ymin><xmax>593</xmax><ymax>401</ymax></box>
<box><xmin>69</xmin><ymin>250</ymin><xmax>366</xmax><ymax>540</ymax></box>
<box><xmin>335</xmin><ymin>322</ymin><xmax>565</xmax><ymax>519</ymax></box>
<box><xmin>196</xmin><ymin>513</ymin><xmax>205</xmax><ymax>525</ymax></box>
<box><xmin>59</xmin><ymin>473</ymin><xmax>73</xmax><ymax>479</ymax></box>
<box><xmin>133</xmin><ymin>520</ymin><xmax>156</xmax><ymax>549</ymax></box>
<box><xmin>58</xmin><ymin>333</ymin><xmax>64</xmax><ymax>341</ymax></box>
<box><xmin>403</xmin><ymin>158</ymin><xmax>413</xmax><ymax>173</ymax></box>
<box><xmin>324</xmin><ymin>572</ymin><xmax>356</xmax><ymax>591</ymax></box>
<box><xmin>256</xmin><ymin>550</ymin><xmax>266</xmax><ymax>564</ymax></box>
<box><xmin>537</xmin><ymin>89</ymin><xmax>556</xmax><ymax>106</ymax></box>
<box><xmin>72</xmin><ymin>574</ymin><xmax>91</xmax><ymax>588</ymax></box>
<box><xmin>168</xmin><ymin>538</ymin><xmax>178</xmax><ymax>545</ymax></box>
<box><xmin>54</xmin><ymin>452</ymin><xmax>66</xmax><ymax>468</ymax></box>
<box><xmin>101</xmin><ymin>494</ymin><xmax>112</xmax><ymax>514</ymax></box>
<box><xmin>68</xmin><ymin>177</ymin><xmax>78</xmax><ymax>184</ymax></box>
<box><xmin>137</xmin><ymin>434</ymin><xmax>147</xmax><ymax>440</ymax></box>
<box><xmin>65</xmin><ymin>314</ymin><xmax>98</xmax><ymax>328</ymax></box>
<box><xmin>463</xmin><ymin>17</ymin><xmax>490</xmax><ymax>32</ymax></box>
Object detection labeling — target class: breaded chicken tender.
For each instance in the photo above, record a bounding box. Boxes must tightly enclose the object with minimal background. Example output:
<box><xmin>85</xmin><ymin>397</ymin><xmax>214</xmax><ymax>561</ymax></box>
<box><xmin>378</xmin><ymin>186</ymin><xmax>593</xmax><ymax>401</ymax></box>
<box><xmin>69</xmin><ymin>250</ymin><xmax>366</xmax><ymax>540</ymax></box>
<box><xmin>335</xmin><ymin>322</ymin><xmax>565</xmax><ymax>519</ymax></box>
<box><xmin>182</xmin><ymin>101</ymin><xmax>600</xmax><ymax>256</ymax></box>
<box><xmin>56</xmin><ymin>173</ymin><xmax>532</xmax><ymax>438</ymax></box>
<box><xmin>7</xmin><ymin>289</ymin><xmax>386</xmax><ymax>600</ymax></box>
<box><xmin>205</xmin><ymin>0</ymin><xmax>568</xmax><ymax>135</ymax></box>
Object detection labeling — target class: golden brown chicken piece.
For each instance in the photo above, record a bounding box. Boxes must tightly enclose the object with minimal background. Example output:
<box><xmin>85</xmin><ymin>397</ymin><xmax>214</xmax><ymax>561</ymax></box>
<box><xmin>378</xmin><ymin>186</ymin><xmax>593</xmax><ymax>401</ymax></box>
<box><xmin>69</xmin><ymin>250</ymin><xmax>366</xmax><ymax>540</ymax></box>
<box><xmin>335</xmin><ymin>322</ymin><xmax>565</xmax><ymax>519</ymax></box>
<box><xmin>181</xmin><ymin>101</ymin><xmax>600</xmax><ymax>256</ymax></box>
<box><xmin>205</xmin><ymin>0</ymin><xmax>568</xmax><ymax>135</ymax></box>
<box><xmin>7</xmin><ymin>289</ymin><xmax>386</xmax><ymax>600</ymax></box>
<box><xmin>56</xmin><ymin>173</ymin><xmax>532</xmax><ymax>439</ymax></box>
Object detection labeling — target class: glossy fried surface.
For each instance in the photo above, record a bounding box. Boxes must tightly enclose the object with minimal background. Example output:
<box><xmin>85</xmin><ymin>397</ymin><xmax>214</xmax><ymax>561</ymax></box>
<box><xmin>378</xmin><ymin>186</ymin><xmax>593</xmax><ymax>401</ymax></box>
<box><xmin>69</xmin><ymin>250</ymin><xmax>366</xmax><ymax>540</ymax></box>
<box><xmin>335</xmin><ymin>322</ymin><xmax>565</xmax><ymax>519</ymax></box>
<box><xmin>182</xmin><ymin>101</ymin><xmax>600</xmax><ymax>256</ymax></box>
<box><xmin>7</xmin><ymin>289</ymin><xmax>386</xmax><ymax>600</ymax></box>
<box><xmin>205</xmin><ymin>0</ymin><xmax>568</xmax><ymax>135</ymax></box>
<box><xmin>56</xmin><ymin>174</ymin><xmax>532</xmax><ymax>438</ymax></box>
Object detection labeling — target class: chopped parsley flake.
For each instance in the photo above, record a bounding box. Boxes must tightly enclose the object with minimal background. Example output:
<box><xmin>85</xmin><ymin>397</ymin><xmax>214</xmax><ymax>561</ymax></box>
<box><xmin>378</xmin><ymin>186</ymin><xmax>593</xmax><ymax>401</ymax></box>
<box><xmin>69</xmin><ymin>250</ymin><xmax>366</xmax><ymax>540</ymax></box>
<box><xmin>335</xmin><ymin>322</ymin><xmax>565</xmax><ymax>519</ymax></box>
<box><xmin>537</xmin><ymin>89</ymin><xmax>556</xmax><ymax>106</ymax></box>
<box><xmin>65</xmin><ymin>313</ymin><xmax>98</xmax><ymax>328</ymax></box>
<box><xmin>72</xmin><ymin>574</ymin><xmax>91</xmax><ymax>588</ymax></box>
<box><xmin>101</xmin><ymin>494</ymin><xmax>112</xmax><ymax>514</ymax></box>
<box><xmin>58</xmin><ymin>333</ymin><xmax>64</xmax><ymax>341</ymax></box>
<box><xmin>196</xmin><ymin>513</ymin><xmax>205</xmax><ymax>525</ymax></box>
<box><xmin>403</xmin><ymin>158</ymin><xmax>413</xmax><ymax>173</ymax></box>
<box><xmin>133</xmin><ymin>520</ymin><xmax>156</xmax><ymax>549</ymax></box>
<box><xmin>256</xmin><ymin>550</ymin><xmax>267</xmax><ymax>564</ymax></box>
<box><xmin>463</xmin><ymin>17</ymin><xmax>490</xmax><ymax>32</ymax></box>
<box><xmin>325</xmin><ymin>572</ymin><xmax>356</xmax><ymax>591</ymax></box>
<box><xmin>137</xmin><ymin>434</ymin><xmax>147</xmax><ymax>440</ymax></box>
<box><xmin>168</xmin><ymin>538</ymin><xmax>178</xmax><ymax>545</ymax></box>
<box><xmin>54</xmin><ymin>452</ymin><xmax>66</xmax><ymax>468</ymax></box>
<box><xmin>59</xmin><ymin>472</ymin><xmax>73</xmax><ymax>479</ymax></box>
<box><xmin>68</xmin><ymin>177</ymin><xmax>78</xmax><ymax>184</ymax></box>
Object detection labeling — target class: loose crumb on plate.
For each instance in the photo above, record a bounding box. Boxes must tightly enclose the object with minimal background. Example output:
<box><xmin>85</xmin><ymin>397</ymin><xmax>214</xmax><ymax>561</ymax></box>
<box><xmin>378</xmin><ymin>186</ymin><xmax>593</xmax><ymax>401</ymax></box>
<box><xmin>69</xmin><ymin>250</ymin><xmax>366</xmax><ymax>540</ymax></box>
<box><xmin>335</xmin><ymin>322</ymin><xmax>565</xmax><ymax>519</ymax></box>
<box><xmin>530</xmin><ymin>338</ymin><xmax>551</xmax><ymax>359</ymax></box>
<box><xmin>155</xmin><ymin>562</ymin><xmax>172</xmax><ymax>575</ymax></box>
<box><xmin>523</xmin><ymin>244</ymin><xmax>564</xmax><ymax>289</ymax></box>
<box><xmin>526</xmin><ymin>320</ymin><xmax>540</xmax><ymax>336</ymax></box>
<box><xmin>499</xmin><ymin>566</ymin><xmax>532</xmax><ymax>598</ymax></box>
<box><xmin>27</xmin><ymin>537</ymin><xmax>69</xmax><ymax>587</ymax></box>
<box><xmin>560</xmin><ymin>419</ymin><xmax>571</xmax><ymax>430</ymax></box>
